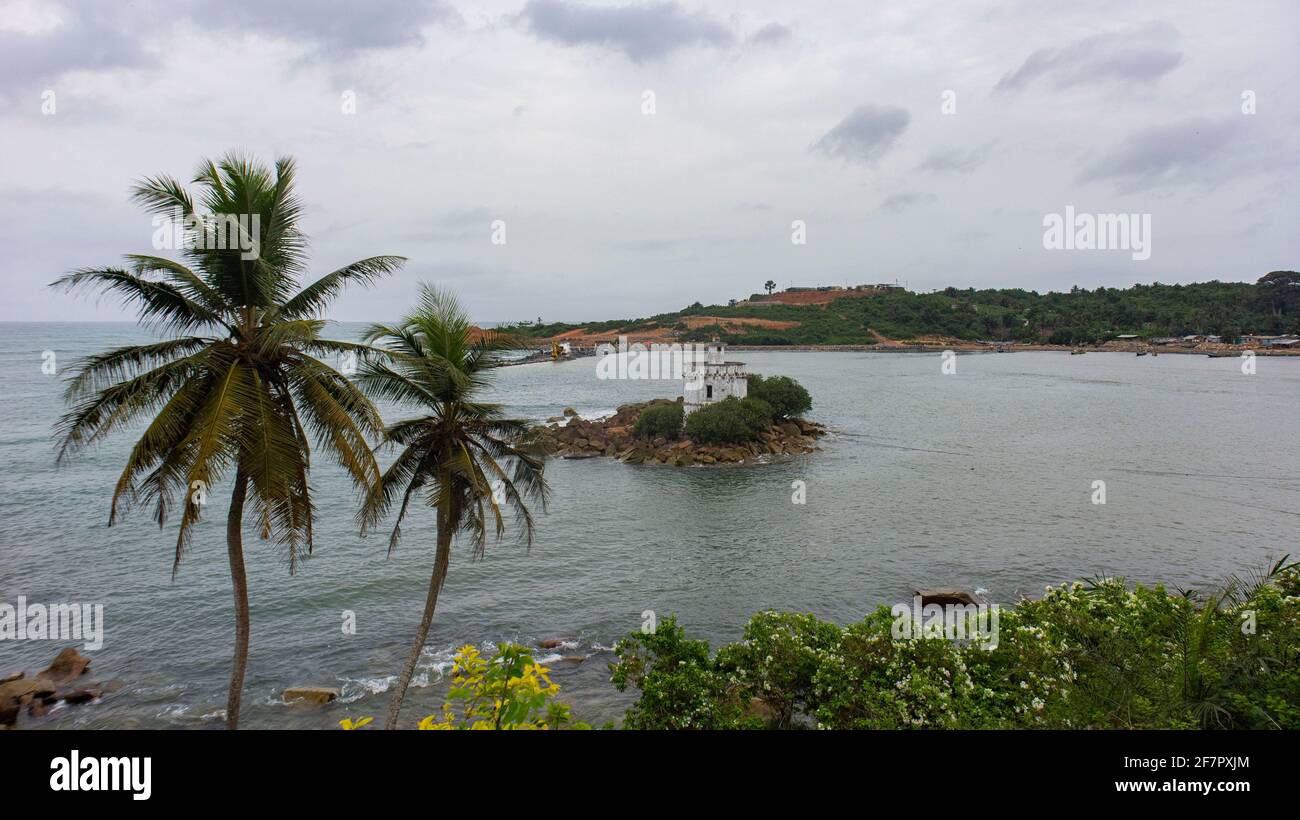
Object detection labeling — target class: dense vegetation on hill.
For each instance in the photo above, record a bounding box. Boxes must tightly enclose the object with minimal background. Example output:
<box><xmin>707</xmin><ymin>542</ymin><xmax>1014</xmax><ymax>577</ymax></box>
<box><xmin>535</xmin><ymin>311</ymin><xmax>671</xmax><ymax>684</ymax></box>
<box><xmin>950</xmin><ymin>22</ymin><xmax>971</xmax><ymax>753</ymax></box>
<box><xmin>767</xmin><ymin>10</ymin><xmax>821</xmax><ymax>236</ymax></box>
<box><xmin>502</xmin><ymin>272</ymin><xmax>1300</xmax><ymax>346</ymax></box>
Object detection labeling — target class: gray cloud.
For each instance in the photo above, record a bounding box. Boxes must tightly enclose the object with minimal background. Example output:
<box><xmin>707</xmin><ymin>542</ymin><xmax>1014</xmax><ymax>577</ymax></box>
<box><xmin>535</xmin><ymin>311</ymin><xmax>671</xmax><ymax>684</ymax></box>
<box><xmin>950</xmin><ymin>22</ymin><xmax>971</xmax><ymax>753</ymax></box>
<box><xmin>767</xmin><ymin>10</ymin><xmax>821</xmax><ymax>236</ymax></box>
<box><xmin>0</xmin><ymin>0</ymin><xmax>458</xmax><ymax>96</ymax></box>
<box><xmin>747</xmin><ymin>22</ymin><xmax>792</xmax><ymax>46</ymax></box>
<box><xmin>209</xmin><ymin>0</ymin><xmax>460</xmax><ymax>53</ymax></box>
<box><xmin>517</xmin><ymin>0</ymin><xmax>734</xmax><ymax>62</ymax></box>
<box><xmin>402</xmin><ymin>208</ymin><xmax>497</xmax><ymax>242</ymax></box>
<box><xmin>995</xmin><ymin>25</ymin><xmax>1183</xmax><ymax>93</ymax></box>
<box><xmin>811</xmin><ymin>105</ymin><xmax>910</xmax><ymax>165</ymax></box>
<box><xmin>1079</xmin><ymin>117</ymin><xmax>1242</xmax><ymax>191</ymax></box>
<box><xmin>0</xmin><ymin>8</ymin><xmax>151</xmax><ymax>94</ymax></box>
<box><xmin>881</xmin><ymin>192</ymin><xmax>936</xmax><ymax>213</ymax></box>
<box><xmin>917</xmin><ymin>143</ymin><xmax>993</xmax><ymax>174</ymax></box>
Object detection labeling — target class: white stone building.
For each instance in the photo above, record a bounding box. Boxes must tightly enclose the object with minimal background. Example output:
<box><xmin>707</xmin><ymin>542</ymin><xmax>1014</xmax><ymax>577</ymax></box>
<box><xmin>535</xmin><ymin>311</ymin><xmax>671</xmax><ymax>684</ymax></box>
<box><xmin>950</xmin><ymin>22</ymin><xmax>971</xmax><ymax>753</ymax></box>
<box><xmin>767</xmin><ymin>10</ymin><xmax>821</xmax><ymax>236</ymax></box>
<box><xmin>683</xmin><ymin>343</ymin><xmax>748</xmax><ymax>414</ymax></box>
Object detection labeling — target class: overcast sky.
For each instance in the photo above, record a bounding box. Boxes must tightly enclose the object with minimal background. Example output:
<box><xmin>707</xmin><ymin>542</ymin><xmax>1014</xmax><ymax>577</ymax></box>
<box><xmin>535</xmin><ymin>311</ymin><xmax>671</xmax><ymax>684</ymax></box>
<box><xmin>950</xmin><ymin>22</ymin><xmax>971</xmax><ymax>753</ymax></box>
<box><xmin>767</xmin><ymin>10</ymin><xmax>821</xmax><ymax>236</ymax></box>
<box><xmin>2</xmin><ymin>0</ymin><xmax>1297</xmax><ymax>323</ymax></box>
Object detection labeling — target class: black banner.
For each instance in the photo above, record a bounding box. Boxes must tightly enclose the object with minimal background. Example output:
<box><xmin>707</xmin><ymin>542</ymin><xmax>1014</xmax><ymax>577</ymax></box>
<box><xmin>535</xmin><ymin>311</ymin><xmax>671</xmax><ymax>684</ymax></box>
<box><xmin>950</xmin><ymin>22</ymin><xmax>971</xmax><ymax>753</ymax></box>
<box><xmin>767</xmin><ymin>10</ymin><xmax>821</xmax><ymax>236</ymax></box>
<box><xmin>0</xmin><ymin>729</ymin><xmax>1283</xmax><ymax>806</ymax></box>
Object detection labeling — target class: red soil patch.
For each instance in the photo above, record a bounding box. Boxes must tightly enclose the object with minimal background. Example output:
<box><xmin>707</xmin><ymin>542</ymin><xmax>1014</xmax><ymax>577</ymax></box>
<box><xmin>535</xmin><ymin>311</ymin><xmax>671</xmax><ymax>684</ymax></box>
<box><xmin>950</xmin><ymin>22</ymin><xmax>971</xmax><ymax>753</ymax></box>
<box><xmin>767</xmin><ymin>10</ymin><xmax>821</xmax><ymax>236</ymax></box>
<box><xmin>681</xmin><ymin>316</ymin><xmax>800</xmax><ymax>331</ymax></box>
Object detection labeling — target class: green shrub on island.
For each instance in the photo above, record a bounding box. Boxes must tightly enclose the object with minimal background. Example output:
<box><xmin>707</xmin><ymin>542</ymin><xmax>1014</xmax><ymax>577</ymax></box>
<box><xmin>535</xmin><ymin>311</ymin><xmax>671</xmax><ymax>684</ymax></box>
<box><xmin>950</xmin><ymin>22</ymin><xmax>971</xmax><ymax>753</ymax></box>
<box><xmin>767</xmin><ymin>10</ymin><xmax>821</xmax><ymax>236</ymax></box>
<box><xmin>610</xmin><ymin>560</ymin><xmax>1300</xmax><ymax>729</ymax></box>
<box><xmin>746</xmin><ymin>374</ymin><xmax>812</xmax><ymax>419</ymax></box>
<box><xmin>684</xmin><ymin>396</ymin><xmax>774</xmax><ymax>444</ymax></box>
<box><xmin>634</xmin><ymin>403</ymin><xmax>684</xmax><ymax>439</ymax></box>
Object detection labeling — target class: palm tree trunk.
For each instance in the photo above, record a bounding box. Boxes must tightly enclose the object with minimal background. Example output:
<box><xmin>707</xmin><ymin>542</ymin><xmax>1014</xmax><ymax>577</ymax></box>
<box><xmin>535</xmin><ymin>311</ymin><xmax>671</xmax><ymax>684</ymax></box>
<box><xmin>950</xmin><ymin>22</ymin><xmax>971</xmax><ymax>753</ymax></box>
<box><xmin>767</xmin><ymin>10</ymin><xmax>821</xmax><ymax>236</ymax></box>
<box><xmin>225</xmin><ymin>469</ymin><xmax>250</xmax><ymax>730</ymax></box>
<box><xmin>385</xmin><ymin>510</ymin><xmax>452</xmax><ymax>730</ymax></box>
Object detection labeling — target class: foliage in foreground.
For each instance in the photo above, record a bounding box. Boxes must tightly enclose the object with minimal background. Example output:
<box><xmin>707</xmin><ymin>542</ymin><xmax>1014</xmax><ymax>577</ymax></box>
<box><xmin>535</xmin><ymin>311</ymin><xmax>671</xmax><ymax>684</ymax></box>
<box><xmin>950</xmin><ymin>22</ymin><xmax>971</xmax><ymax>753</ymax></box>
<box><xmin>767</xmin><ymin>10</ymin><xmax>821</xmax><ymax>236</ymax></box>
<box><xmin>341</xmin><ymin>643</ymin><xmax>587</xmax><ymax>730</ymax></box>
<box><xmin>610</xmin><ymin>561</ymin><xmax>1300</xmax><ymax>729</ymax></box>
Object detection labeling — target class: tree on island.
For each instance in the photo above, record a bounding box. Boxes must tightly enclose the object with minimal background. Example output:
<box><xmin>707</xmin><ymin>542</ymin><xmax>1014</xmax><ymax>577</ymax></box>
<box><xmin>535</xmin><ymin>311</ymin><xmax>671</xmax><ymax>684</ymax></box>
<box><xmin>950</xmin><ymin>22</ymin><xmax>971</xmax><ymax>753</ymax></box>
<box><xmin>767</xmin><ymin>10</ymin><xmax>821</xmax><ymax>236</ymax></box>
<box><xmin>356</xmin><ymin>285</ymin><xmax>549</xmax><ymax>730</ymax></box>
<box><xmin>747</xmin><ymin>374</ymin><xmax>812</xmax><ymax>419</ymax></box>
<box><xmin>765</xmin><ymin>280</ymin><xmax>776</xmax><ymax>296</ymax></box>
<box><xmin>52</xmin><ymin>153</ymin><xmax>404</xmax><ymax>729</ymax></box>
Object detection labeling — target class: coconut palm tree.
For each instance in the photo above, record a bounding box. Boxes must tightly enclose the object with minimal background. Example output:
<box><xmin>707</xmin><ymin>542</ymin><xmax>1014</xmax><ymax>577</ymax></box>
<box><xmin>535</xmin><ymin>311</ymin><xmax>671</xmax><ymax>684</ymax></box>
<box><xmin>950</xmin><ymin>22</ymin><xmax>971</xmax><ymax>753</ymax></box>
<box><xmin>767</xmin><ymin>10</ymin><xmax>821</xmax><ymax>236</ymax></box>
<box><xmin>52</xmin><ymin>153</ymin><xmax>405</xmax><ymax>729</ymax></box>
<box><xmin>356</xmin><ymin>285</ymin><xmax>549</xmax><ymax>729</ymax></box>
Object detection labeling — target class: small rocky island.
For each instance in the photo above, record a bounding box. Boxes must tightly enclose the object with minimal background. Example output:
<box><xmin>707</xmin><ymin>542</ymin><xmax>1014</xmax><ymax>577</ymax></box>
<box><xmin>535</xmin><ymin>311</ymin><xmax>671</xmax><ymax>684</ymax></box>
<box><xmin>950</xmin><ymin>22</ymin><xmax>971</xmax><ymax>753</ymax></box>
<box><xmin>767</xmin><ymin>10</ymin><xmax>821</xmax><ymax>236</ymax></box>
<box><xmin>534</xmin><ymin>345</ymin><xmax>825</xmax><ymax>465</ymax></box>
<box><xmin>534</xmin><ymin>399</ymin><xmax>826</xmax><ymax>465</ymax></box>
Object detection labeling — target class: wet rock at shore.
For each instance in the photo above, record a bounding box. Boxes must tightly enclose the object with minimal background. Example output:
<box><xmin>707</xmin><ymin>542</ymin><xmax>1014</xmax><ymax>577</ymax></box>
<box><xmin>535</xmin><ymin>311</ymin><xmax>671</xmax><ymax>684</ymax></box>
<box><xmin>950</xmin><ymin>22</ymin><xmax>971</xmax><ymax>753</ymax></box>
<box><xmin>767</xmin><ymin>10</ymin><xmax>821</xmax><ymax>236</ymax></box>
<box><xmin>1</xmin><ymin>648</ymin><xmax>106</xmax><ymax>727</ymax></box>
<box><xmin>283</xmin><ymin>686</ymin><xmax>339</xmax><ymax>705</ymax></box>
<box><xmin>42</xmin><ymin>647</ymin><xmax>92</xmax><ymax>683</ymax></box>
<box><xmin>534</xmin><ymin>400</ymin><xmax>826</xmax><ymax>466</ymax></box>
<box><xmin>915</xmin><ymin>588</ymin><xmax>987</xmax><ymax>607</ymax></box>
<box><xmin>537</xmin><ymin>638</ymin><xmax>572</xmax><ymax>650</ymax></box>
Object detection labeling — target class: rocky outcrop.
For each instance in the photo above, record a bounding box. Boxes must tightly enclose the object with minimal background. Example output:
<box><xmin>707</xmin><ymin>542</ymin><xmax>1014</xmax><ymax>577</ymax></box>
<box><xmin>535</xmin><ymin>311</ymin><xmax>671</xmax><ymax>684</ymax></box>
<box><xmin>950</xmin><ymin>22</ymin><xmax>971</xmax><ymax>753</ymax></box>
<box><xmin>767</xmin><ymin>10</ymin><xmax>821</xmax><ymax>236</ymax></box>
<box><xmin>282</xmin><ymin>687</ymin><xmax>339</xmax><ymax>705</ymax></box>
<box><xmin>533</xmin><ymin>400</ymin><xmax>826</xmax><ymax>465</ymax></box>
<box><xmin>1</xmin><ymin>648</ymin><xmax>111</xmax><ymax>728</ymax></box>
<box><xmin>42</xmin><ymin>647</ymin><xmax>92</xmax><ymax>682</ymax></box>
<box><xmin>915</xmin><ymin>588</ymin><xmax>988</xmax><ymax>607</ymax></box>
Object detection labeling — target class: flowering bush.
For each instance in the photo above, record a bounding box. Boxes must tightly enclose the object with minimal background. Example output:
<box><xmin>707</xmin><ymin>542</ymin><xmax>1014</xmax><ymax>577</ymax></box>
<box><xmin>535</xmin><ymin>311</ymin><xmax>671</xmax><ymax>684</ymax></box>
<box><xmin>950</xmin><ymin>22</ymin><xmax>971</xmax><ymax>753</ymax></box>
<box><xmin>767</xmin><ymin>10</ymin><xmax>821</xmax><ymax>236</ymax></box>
<box><xmin>341</xmin><ymin>643</ymin><xmax>586</xmax><ymax>730</ymax></box>
<box><xmin>609</xmin><ymin>562</ymin><xmax>1299</xmax><ymax>729</ymax></box>
<box><xmin>420</xmin><ymin>644</ymin><xmax>586</xmax><ymax>730</ymax></box>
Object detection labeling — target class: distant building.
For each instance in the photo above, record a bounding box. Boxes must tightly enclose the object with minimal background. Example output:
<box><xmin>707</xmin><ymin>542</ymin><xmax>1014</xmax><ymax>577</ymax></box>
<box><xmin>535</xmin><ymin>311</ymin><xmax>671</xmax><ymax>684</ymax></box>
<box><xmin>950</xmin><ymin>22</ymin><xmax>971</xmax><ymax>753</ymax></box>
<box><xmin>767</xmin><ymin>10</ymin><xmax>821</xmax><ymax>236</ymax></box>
<box><xmin>1243</xmin><ymin>334</ymin><xmax>1300</xmax><ymax>347</ymax></box>
<box><xmin>684</xmin><ymin>343</ymin><xmax>748</xmax><ymax>414</ymax></box>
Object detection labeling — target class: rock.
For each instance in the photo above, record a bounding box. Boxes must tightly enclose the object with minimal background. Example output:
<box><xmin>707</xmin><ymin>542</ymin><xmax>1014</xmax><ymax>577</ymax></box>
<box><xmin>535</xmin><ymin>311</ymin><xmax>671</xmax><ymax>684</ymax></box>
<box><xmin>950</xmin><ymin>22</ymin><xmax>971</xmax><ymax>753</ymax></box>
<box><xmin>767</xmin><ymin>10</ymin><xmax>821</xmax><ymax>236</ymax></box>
<box><xmin>0</xmin><ymin>671</ymin><xmax>22</xmax><ymax>685</ymax></box>
<box><xmin>0</xmin><ymin>675</ymin><xmax>56</xmax><ymax>704</ymax></box>
<box><xmin>559</xmin><ymin>656</ymin><xmax>585</xmax><ymax>664</ymax></box>
<box><xmin>282</xmin><ymin>687</ymin><xmax>339</xmax><ymax>704</ymax></box>
<box><xmin>60</xmin><ymin>685</ymin><xmax>102</xmax><ymax>705</ymax></box>
<box><xmin>538</xmin><ymin>638</ymin><xmax>571</xmax><ymax>650</ymax></box>
<box><xmin>744</xmin><ymin>696</ymin><xmax>778</xmax><ymax>722</ymax></box>
<box><xmin>41</xmin><ymin>648</ymin><xmax>91</xmax><ymax>682</ymax></box>
<box><xmin>562</xmin><ymin>407</ymin><xmax>577</xmax><ymax>416</ymax></box>
<box><xmin>915</xmin><ymin>588</ymin><xmax>987</xmax><ymax>607</ymax></box>
<box><xmin>546</xmin><ymin>415</ymin><xmax>564</xmax><ymax>423</ymax></box>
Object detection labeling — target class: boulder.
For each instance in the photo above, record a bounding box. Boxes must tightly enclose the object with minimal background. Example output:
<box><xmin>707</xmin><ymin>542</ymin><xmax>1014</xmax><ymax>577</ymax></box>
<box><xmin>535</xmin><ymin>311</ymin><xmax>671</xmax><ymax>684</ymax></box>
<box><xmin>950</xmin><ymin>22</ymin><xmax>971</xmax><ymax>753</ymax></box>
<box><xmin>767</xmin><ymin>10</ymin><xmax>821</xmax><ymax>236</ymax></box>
<box><xmin>915</xmin><ymin>588</ymin><xmax>987</xmax><ymax>607</ymax></box>
<box><xmin>283</xmin><ymin>687</ymin><xmax>339</xmax><ymax>705</ymax></box>
<box><xmin>42</xmin><ymin>648</ymin><xmax>91</xmax><ymax>682</ymax></box>
<box><xmin>60</xmin><ymin>685</ymin><xmax>102</xmax><ymax>705</ymax></box>
<box><xmin>0</xmin><ymin>675</ymin><xmax>56</xmax><ymax>704</ymax></box>
<box><xmin>744</xmin><ymin>696</ymin><xmax>778</xmax><ymax>723</ymax></box>
<box><xmin>562</xmin><ymin>407</ymin><xmax>577</xmax><ymax>416</ymax></box>
<box><xmin>538</xmin><ymin>638</ymin><xmax>571</xmax><ymax>650</ymax></box>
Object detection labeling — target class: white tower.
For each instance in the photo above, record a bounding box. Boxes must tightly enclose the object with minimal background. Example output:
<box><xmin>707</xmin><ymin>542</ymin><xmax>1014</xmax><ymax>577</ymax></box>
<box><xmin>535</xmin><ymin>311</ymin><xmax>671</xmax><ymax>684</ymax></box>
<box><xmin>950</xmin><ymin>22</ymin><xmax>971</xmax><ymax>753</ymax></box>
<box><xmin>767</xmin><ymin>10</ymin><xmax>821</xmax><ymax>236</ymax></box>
<box><xmin>683</xmin><ymin>342</ymin><xmax>748</xmax><ymax>414</ymax></box>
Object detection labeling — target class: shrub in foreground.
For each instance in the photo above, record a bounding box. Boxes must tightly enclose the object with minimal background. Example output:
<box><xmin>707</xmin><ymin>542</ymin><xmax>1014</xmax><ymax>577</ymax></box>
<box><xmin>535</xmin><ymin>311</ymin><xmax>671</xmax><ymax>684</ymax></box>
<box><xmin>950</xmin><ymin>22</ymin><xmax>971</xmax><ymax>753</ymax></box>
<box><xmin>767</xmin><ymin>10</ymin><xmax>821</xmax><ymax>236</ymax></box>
<box><xmin>610</xmin><ymin>560</ymin><xmax>1300</xmax><ymax>729</ymax></box>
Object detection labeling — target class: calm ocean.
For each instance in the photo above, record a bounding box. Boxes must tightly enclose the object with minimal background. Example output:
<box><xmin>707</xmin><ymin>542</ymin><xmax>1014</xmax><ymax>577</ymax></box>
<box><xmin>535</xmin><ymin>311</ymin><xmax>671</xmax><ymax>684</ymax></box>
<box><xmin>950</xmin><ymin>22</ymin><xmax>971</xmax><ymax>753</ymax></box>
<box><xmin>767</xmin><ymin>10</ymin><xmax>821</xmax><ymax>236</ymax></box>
<box><xmin>2</xmin><ymin>322</ymin><xmax>1298</xmax><ymax>727</ymax></box>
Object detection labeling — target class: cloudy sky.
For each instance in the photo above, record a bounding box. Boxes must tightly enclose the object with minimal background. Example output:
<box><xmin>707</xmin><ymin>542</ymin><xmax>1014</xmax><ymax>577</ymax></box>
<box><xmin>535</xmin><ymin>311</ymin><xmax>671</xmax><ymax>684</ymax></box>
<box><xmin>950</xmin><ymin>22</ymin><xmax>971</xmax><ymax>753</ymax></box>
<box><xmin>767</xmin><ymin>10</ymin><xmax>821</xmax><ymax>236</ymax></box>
<box><xmin>2</xmin><ymin>0</ymin><xmax>1297</xmax><ymax>323</ymax></box>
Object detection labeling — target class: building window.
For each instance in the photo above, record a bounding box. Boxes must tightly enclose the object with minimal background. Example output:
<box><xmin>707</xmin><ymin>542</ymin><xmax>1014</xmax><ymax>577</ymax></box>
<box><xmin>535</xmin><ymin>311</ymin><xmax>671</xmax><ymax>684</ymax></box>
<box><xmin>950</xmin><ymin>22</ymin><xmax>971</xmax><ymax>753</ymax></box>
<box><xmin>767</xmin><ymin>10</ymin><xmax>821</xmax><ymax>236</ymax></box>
<box><xmin>706</xmin><ymin>385</ymin><xmax>713</xmax><ymax>399</ymax></box>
